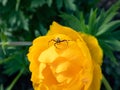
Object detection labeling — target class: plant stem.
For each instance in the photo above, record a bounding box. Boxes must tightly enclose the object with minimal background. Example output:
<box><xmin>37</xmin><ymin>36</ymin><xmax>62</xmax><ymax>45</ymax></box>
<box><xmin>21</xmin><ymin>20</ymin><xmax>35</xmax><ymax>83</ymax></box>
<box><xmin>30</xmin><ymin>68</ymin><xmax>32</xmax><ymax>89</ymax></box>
<box><xmin>102</xmin><ymin>74</ymin><xmax>112</xmax><ymax>90</ymax></box>
<box><xmin>6</xmin><ymin>69</ymin><xmax>24</xmax><ymax>90</ymax></box>
<box><xmin>0</xmin><ymin>42</ymin><xmax>31</xmax><ymax>46</ymax></box>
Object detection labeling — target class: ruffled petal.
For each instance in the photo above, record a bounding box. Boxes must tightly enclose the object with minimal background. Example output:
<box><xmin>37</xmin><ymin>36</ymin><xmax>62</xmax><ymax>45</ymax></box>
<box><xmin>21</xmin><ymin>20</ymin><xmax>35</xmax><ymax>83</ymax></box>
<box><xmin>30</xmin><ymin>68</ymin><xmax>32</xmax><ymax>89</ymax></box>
<box><xmin>47</xmin><ymin>22</ymin><xmax>81</xmax><ymax>41</ymax></box>
<box><xmin>80</xmin><ymin>33</ymin><xmax>103</xmax><ymax>90</ymax></box>
<box><xmin>88</xmin><ymin>62</ymin><xmax>102</xmax><ymax>90</ymax></box>
<box><xmin>80</xmin><ymin>33</ymin><xmax>103</xmax><ymax>65</ymax></box>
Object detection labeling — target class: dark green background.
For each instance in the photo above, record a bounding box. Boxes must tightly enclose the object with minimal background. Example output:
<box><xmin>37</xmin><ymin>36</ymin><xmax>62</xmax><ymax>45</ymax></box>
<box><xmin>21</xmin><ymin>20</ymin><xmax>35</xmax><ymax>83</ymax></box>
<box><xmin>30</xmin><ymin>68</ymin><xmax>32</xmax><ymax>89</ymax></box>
<box><xmin>0</xmin><ymin>0</ymin><xmax>120</xmax><ymax>90</ymax></box>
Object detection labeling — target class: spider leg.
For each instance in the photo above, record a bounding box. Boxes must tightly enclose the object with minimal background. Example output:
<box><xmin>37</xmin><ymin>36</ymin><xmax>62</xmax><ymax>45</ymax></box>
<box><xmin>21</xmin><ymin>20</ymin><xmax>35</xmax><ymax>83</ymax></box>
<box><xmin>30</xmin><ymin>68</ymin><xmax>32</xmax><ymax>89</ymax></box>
<box><xmin>54</xmin><ymin>42</ymin><xmax>58</xmax><ymax>48</ymax></box>
<box><xmin>48</xmin><ymin>39</ymin><xmax>56</xmax><ymax>46</ymax></box>
<box><xmin>60</xmin><ymin>40</ymin><xmax>69</xmax><ymax>46</ymax></box>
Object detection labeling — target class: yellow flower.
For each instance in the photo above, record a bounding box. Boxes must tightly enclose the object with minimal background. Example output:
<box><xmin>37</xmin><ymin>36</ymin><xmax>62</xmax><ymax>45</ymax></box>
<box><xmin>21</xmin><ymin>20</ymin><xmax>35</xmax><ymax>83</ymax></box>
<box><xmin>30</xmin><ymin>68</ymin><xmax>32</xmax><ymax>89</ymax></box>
<box><xmin>27</xmin><ymin>21</ymin><xmax>103</xmax><ymax>90</ymax></box>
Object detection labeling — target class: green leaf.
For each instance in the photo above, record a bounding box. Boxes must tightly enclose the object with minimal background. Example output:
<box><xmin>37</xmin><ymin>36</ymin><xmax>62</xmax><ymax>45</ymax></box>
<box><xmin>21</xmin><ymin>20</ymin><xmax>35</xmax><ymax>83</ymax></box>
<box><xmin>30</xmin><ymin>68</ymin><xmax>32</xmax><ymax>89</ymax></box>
<box><xmin>112</xmin><ymin>30</ymin><xmax>120</xmax><ymax>40</ymax></box>
<box><xmin>15</xmin><ymin>0</ymin><xmax>20</xmax><ymax>11</ymax></box>
<box><xmin>0</xmin><ymin>84</ymin><xmax>4</xmax><ymax>90</ymax></box>
<box><xmin>0</xmin><ymin>53</ymin><xmax>14</xmax><ymax>64</ymax></box>
<box><xmin>38</xmin><ymin>24</ymin><xmax>47</xmax><ymax>35</ymax></box>
<box><xmin>3</xmin><ymin>51</ymin><xmax>29</xmax><ymax>76</ymax></box>
<box><xmin>60</xmin><ymin>12</ymin><xmax>88</xmax><ymax>33</ymax></box>
<box><xmin>104</xmin><ymin>38</ymin><xmax>120</xmax><ymax>51</ymax></box>
<box><xmin>94</xmin><ymin>1</ymin><xmax>120</xmax><ymax>36</ymax></box>
<box><xmin>56</xmin><ymin>0</ymin><xmax>64</xmax><ymax>10</ymax></box>
<box><xmin>63</xmin><ymin>0</ymin><xmax>76</xmax><ymax>11</ymax></box>
<box><xmin>79</xmin><ymin>12</ymin><xmax>88</xmax><ymax>33</ymax></box>
<box><xmin>60</xmin><ymin>13</ymin><xmax>81</xmax><ymax>32</ymax></box>
<box><xmin>103</xmin><ymin>1</ymin><xmax>120</xmax><ymax>24</ymax></box>
<box><xmin>93</xmin><ymin>10</ymin><xmax>105</xmax><ymax>34</ymax></box>
<box><xmin>0</xmin><ymin>28</ymin><xmax>7</xmax><ymax>54</ymax></box>
<box><xmin>30</xmin><ymin>0</ymin><xmax>53</xmax><ymax>8</ymax></box>
<box><xmin>88</xmin><ymin>9</ymin><xmax>97</xmax><ymax>34</ymax></box>
<box><xmin>31</xmin><ymin>0</ymin><xmax>46</xmax><ymax>8</ymax></box>
<box><xmin>19</xmin><ymin>11</ymin><xmax>29</xmax><ymax>31</ymax></box>
<box><xmin>46</xmin><ymin>0</ymin><xmax>52</xmax><ymax>7</ymax></box>
<box><xmin>99</xmin><ymin>40</ymin><xmax>118</xmax><ymax>65</ymax></box>
<box><xmin>0</xmin><ymin>29</ymin><xmax>7</xmax><ymax>42</ymax></box>
<box><xmin>1</xmin><ymin>0</ymin><xmax>8</xmax><ymax>6</ymax></box>
<box><xmin>8</xmin><ymin>12</ymin><xmax>17</xmax><ymax>26</ymax></box>
<box><xmin>96</xmin><ymin>20</ymin><xmax>120</xmax><ymax>36</ymax></box>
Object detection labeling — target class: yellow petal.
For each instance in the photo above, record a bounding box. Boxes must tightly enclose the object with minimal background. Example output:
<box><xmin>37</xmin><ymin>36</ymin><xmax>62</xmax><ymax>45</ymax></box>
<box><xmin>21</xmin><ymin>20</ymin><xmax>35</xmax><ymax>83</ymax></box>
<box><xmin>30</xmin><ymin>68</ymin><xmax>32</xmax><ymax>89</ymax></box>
<box><xmin>47</xmin><ymin>21</ymin><xmax>81</xmax><ymax>41</ymax></box>
<box><xmin>27</xmin><ymin>36</ymin><xmax>53</xmax><ymax>62</ymax></box>
<box><xmin>38</xmin><ymin>46</ymin><xmax>59</xmax><ymax>63</ymax></box>
<box><xmin>80</xmin><ymin>33</ymin><xmax>103</xmax><ymax>65</ymax></box>
<box><xmin>39</xmin><ymin>63</ymin><xmax>46</xmax><ymax>81</ymax></box>
<box><xmin>88</xmin><ymin>62</ymin><xmax>102</xmax><ymax>90</ymax></box>
<box><xmin>56</xmin><ymin>74</ymin><xmax>72</xmax><ymax>83</ymax></box>
<box><xmin>41</xmin><ymin>65</ymin><xmax>58</xmax><ymax>86</ymax></box>
<box><xmin>80</xmin><ymin>33</ymin><xmax>103</xmax><ymax>90</ymax></box>
<box><xmin>55</xmin><ymin>61</ymin><xmax>70</xmax><ymax>73</ymax></box>
<box><xmin>27</xmin><ymin>36</ymin><xmax>54</xmax><ymax>83</ymax></box>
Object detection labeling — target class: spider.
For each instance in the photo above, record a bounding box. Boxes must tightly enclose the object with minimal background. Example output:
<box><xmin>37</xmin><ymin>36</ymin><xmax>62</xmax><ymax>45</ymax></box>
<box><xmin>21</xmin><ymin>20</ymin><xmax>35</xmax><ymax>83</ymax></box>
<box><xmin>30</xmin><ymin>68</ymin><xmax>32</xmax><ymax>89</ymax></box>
<box><xmin>48</xmin><ymin>37</ymin><xmax>69</xmax><ymax>48</ymax></box>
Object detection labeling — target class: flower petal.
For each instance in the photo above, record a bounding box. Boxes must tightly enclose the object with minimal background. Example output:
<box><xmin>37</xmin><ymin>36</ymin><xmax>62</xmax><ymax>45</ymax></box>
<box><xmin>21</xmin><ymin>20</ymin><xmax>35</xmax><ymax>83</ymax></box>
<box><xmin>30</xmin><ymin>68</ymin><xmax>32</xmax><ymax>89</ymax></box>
<box><xmin>27</xmin><ymin>36</ymin><xmax>53</xmax><ymax>83</ymax></box>
<box><xmin>88</xmin><ymin>62</ymin><xmax>102</xmax><ymax>90</ymax></box>
<box><xmin>38</xmin><ymin>46</ymin><xmax>59</xmax><ymax>63</ymax></box>
<box><xmin>80</xmin><ymin>33</ymin><xmax>103</xmax><ymax>90</ymax></box>
<box><xmin>47</xmin><ymin>21</ymin><xmax>81</xmax><ymax>41</ymax></box>
<box><xmin>80</xmin><ymin>33</ymin><xmax>103</xmax><ymax>65</ymax></box>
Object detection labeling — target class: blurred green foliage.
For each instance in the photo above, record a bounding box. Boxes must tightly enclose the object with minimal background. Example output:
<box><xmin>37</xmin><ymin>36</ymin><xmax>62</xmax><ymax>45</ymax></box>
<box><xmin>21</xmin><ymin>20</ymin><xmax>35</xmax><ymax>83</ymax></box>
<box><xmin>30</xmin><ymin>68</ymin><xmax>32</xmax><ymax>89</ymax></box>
<box><xmin>0</xmin><ymin>0</ymin><xmax>120</xmax><ymax>90</ymax></box>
